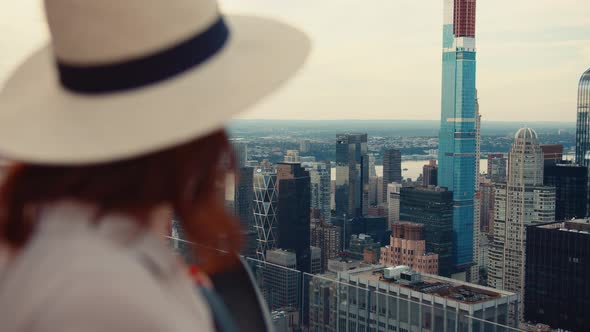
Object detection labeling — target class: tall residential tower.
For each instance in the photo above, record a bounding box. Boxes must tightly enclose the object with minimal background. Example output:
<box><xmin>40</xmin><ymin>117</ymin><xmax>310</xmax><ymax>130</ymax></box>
<box><xmin>437</xmin><ymin>0</ymin><xmax>478</xmax><ymax>272</ymax></box>
<box><xmin>575</xmin><ymin>68</ymin><xmax>590</xmax><ymax>166</ymax></box>
<box><xmin>488</xmin><ymin>128</ymin><xmax>555</xmax><ymax>320</ymax></box>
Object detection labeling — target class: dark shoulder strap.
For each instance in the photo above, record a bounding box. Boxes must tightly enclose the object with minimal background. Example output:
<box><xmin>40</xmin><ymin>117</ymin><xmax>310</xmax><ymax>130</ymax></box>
<box><xmin>197</xmin><ymin>286</ymin><xmax>240</xmax><ymax>332</ymax></box>
<box><xmin>209</xmin><ymin>257</ymin><xmax>273</xmax><ymax>332</ymax></box>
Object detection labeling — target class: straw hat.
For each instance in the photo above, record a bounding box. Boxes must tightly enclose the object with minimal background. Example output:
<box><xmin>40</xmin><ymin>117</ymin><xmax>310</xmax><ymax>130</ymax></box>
<box><xmin>0</xmin><ymin>0</ymin><xmax>310</xmax><ymax>164</ymax></box>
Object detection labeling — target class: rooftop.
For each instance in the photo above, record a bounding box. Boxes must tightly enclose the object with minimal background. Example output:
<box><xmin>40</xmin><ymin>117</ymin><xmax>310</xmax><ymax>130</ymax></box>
<box><xmin>345</xmin><ymin>266</ymin><xmax>511</xmax><ymax>304</ymax></box>
<box><xmin>538</xmin><ymin>219</ymin><xmax>590</xmax><ymax>233</ymax></box>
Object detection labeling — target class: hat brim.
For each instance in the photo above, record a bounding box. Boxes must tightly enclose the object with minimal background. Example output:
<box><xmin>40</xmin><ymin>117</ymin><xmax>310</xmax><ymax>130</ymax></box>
<box><xmin>0</xmin><ymin>15</ymin><xmax>310</xmax><ymax>165</ymax></box>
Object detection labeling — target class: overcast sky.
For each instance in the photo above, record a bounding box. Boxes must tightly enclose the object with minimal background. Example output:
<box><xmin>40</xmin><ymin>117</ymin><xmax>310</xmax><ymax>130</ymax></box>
<box><xmin>1</xmin><ymin>0</ymin><xmax>589</xmax><ymax>122</ymax></box>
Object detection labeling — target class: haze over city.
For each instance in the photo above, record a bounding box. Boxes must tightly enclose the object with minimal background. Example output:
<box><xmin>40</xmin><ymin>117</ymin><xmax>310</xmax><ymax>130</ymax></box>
<box><xmin>2</xmin><ymin>0</ymin><xmax>589</xmax><ymax>122</ymax></box>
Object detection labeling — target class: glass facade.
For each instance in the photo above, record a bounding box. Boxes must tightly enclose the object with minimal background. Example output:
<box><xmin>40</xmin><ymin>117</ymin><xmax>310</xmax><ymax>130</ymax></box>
<box><xmin>253</xmin><ymin>169</ymin><xmax>279</xmax><ymax>261</ymax></box>
<box><xmin>438</xmin><ymin>0</ymin><xmax>477</xmax><ymax>270</ymax></box>
<box><xmin>335</xmin><ymin>133</ymin><xmax>369</xmax><ymax>218</ymax></box>
<box><xmin>400</xmin><ymin>186</ymin><xmax>454</xmax><ymax>277</ymax></box>
<box><xmin>544</xmin><ymin>163</ymin><xmax>588</xmax><ymax>221</ymax></box>
<box><xmin>382</xmin><ymin>148</ymin><xmax>402</xmax><ymax>204</ymax></box>
<box><xmin>525</xmin><ymin>221</ymin><xmax>590</xmax><ymax>332</ymax></box>
<box><xmin>277</xmin><ymin>163</ymin><xmax>312</xmax><ymax>273</ymax></box>
<box><xmin>575</xmin><ymin>68</ymin><xmax>590</xmax><ymax>166</ymax></box>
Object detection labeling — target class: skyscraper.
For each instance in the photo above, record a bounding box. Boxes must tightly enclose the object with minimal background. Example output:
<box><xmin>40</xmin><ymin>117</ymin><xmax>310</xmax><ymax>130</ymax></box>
<box><xmin>470</xmin><ymin>93</ymin><xmax>482</xmax><ymax>283</ymax></box>
<box><xmin>382</xmin><ymin>148</ymin><xmax>402</xmax><ymax>204</ymax></box>
<box><xmin>335</xmin><ymin>133</ymin><xmax>369</xmax><ymax>218</ymax></box>
<box><xmin>422</xmin><ymin>160</ymin><xmax>438</xmax><ymax>186</ymax></box>
<box><xmin>400</xmin><ymin>186</ymin><xmax>454</xmax><ymax>277</ymax></box>
<box><xmin>234</xmin><ymin>166</ymin><xmax>256</xmax><ymax>257</ymax></box>
<box><xmin>253</xmin><ymin>168</ymin><xmax>279</xmax><ymax>261</ymax></box>
<box><xmin>479</xmin><ymin>178</ymin><xmax>495</xmax><ymax>234</ymax></box>
<box><xmin>488</xmin><ymin>128</ymin><xmax>555</xmax><ymax>319</ymax></box>
<box><xmin>303</xmin><ymin>161</ymin><xmax>331</xmax><ymax>222</ymax></box>
<box><xmin>299</xmin><ymin>139</ymin><xmax>311</xmax><ymax>154</ymax></box>
<box><xmin>437</xmin><ymin>0</ymin><xmax>477</xmax><ymax>272</ymax></box>
<box><xmin>487</xmin><ymin>153</ymin><xmax>507</xmax><ymax>183</ymax></box>
<box><xmin>386</xmin><ymin>182</ymin><xmax>402</xmax><ymax>228</ymax></box>
<box><xmin>264</xmin><ymin>249</ymin><xmax>300</xmax><ymax>310</ymax></box>
<box><xmin>310</xmin><ymin>221</ymin><xmax>341</xmax><ymax>272</ymax></box>
<box><xmin>231</xmin><ymin>141</ymin><xmax>248</xmax><ymax>167</ymax></box>
<box><xmin>277</xmin><ymin>162</ymin><xmax>311</xmax><ymax>273</ymax></box>
<box><xmin>525</xmin><ymin>220</ymin><xmax>590</xmax><ymax>332</ymax></box>
<box><xmin>544</xmin><ymin>162</ymin><xmax>588</xmax><ymax>221</ymax></box>
<box><xmin>575</xmin><ymin>67</ymin><xmax>590</xmax><ymax>166</ymax></box>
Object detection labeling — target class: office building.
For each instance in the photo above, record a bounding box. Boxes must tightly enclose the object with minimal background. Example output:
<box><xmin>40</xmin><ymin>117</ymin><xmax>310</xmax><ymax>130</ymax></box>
<box><xmin>277</xmin><ymin>162</ymin><xmax>311</xmax><ymax>272</ymax></box>
<box><xmin>488</xmin><ymin>128</ymin><xmax>555</xmax><ymax>319</ymax></box>
<box><xmin>544</xmin><ymin>162</ymin><xmax>588</xmax><ymax>221</ymax></box>
<box><xmin>422</xmin><ymin>160</ymin><xmax>438</xmax><ymax>186</ymax></box>
<box><xmin>234</xmin><ymin>166</ymin><xmax>255</xmax><ymax>229</ymax></box>
<box><xmin>575</xmin><ymin>67</ymin><xmax>590</xmax><ymax>167</ymax></box>
<box><xmin>487</xmin><ymin>153</ymin><xmax>507</xmax><ymax>183</ymax></box>
<box><xmin>231</xmin><ymin>141</ymin><xmax>248</xmax><ymax>167</ymax></box>
<box><xmin>264</xmin><ymin>249</ymin><xmax>299</xmax><ymax>311</ymax></box>
<box><xmin>387</xmin><ymin>182</ymin><xmax>402</xmax><ymax>228</ymax></box>
<box><xmin>311</xmin><ymin>221</ymin><xmax>341</xmax><ymax>272</ymax></box>
<box><xmin>308</xmin><ymin>265</ymin><xmax>519</xmax><ymax>331</ymax></box>
<box><xmin>437</xmin><ymin>0</ymin><xmax>478</xmax><ymax>272</ymax></box>
<box><xmin>400</xmin><ymin>186</ymin><xmax>454</xmax><ymax>277</ymax></box>
<box><xmin>335</xmin><ymin>133</ymin><xmax>369</xmax><ymax>218</ymax></box>
<box><xmin>284</xmin><ymin>150</ymin><xmax>301</xmax><ymax>163</ymax></box>
<box><xmin>380</xmin><ymin>222</ymin><xmax>439</xmax><ymax>274</ymax></box>
<box><xmin>327</xmin><ymin>258</ymin><xmax>361</xmax><ymax>273</ymax></box>
<box><xmin>271</xmin><ymin>308</ymin><xmax>300</xmax><ymax>332</ymax></box>
<box><xmin>540</xmin><ymin>144</ymin><xmax>563</xmax><ymax>165</ymax></box>
<box><xmin>303</xmin><ymin>161</ymin><xmax>331</xmax><ymax>222</ymax></box>
<box><xmin>367</xmin><ymin>205</ymin><xmax>387</xmax><ymax>217</ymax></box>
<box><xmin>479</xmin><ymin>178</ymin><xmax>495</xmax><ymax>234</ymax></box>
<box><xmin>524</xmin><ymin>220</ymin><xmax>590</xmax><ymax>332</ymax></box>
<box><xmin>369</xmin><ymin>154</ymin><xmax>377</xmax><ymax>177</ymax></box>
<box><xmin>311</xmin><ymin>246</ymin><xmax>322</xmax><ymax>275</ymax></box>
<box><xmin>369</xmin><ymin>175</ymin><xmax>379</xmax><ymax>206</ymax></box>
<box><xmin>469</xmin><ymin>97</ymin><xmax>482</xmax><ymax>283</ymax></box>
<box><xmin>308</xmin><ymin>277</ymin><xmax>338</xmax><ymax>332</ymax></box>
<box><xmin>348</xmin><ymin>234</ymin><xmax>381</xmax><ymax>263</ymax></box>
<box><xmin>299</xmin><ymin>139</ymin><xmax>311</xmax><ymax>154</ymax></box>
<box><xmin>253</xmin><ymin>168</ymin><xmax>279</xmax><ymax>261</ymax></box>
<box><xmin>382</xmin><ymin>148</ymin><xmax>402</xmax><ymax>204</ymax></box>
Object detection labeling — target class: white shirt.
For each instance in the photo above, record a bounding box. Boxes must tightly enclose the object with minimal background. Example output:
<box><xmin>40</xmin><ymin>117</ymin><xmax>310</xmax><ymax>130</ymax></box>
<box><xmin>0</xmin><ymin>201</ymin><xmax>215</xmax><ymax>332</ymax></box>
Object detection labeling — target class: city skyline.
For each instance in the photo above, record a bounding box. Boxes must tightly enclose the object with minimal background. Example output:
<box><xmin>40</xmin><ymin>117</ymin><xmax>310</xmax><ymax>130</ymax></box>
<box><xmin>2</xmin><ymin>0</ymin><xmax>589</xmax><ymax>122</ymax></box>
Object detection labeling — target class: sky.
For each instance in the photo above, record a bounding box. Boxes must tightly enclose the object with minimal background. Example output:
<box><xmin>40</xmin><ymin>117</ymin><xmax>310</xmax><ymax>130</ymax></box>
<box><xmin>1</xmin><ymin>0</ymin><xmax>589</xmax><ymax>122</ymax></box>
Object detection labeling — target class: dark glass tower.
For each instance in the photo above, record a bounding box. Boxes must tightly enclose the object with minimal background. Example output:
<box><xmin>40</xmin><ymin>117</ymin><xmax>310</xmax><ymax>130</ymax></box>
<box><xmin>382</xmin><ymin>148</ymin><xmax>402</xmax><ymax>203</ymax></box>
<box><xmin>234</xmin><ymin>166</ymin><xmax>256</xmax><ymax>257</ymax></box>
<box><xmin>575</xmin><ymin>68</ymin><xmax>590</xmax><ymax>166</ymax></box>
<box><xmin>400</xmin><ymin>186</ymin><xmax>454</xmax><ymax>277</ymax></box>
<box><xmin>544</xmin><ymin>163</ymin><xmax>588</xmax><ymax>221</ymax></box>
<box><xmin>335</xmin><ymin>133</ymin><xmax>369</xmax><ymax>218</ymax></box>
<box><xmin>438</xmin><ymin>0</ymin><xmax>477</xmax><ymax>271</ymax></box>
<box><xmin>277</xmin><ymin>162</ymin><xmax>311</xmax><ymax>273</ymax></box>
<box><xmin>525</xmin><ymin>220</ymin><xmax>590</xmax><ymax>332</ymax></box>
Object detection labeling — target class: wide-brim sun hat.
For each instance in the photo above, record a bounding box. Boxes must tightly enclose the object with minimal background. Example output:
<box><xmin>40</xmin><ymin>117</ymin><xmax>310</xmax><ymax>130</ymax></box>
<box><xmin>0</xmin><ymin>0</ymin><xmax>310</xmax><ymax>165</ymax></box>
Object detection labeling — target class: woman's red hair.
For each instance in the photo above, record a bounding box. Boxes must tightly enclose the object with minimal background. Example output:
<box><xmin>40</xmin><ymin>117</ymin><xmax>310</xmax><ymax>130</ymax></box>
<box><xmin>0</xmin><ymin>130</ymin><xmax>241</xmax><ymax>274</ymax></box>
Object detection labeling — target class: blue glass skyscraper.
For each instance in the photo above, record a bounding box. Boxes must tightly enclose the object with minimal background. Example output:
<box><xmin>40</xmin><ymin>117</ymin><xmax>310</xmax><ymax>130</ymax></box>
<box><xmin>437</xmin><ymin>0</ymin><xmax>477</xmax><ymax>271</ymax></box>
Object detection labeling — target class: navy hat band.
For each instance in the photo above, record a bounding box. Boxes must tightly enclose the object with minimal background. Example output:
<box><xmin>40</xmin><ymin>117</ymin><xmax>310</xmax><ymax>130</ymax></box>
<box><xmin>57</xmin><ymin>17</ymin><xmax>229</xmax><ymax>94</ymax></box>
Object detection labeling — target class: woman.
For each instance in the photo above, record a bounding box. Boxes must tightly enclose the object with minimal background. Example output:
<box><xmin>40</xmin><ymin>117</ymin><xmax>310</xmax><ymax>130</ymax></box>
<box><xmin>0</xmin><ymin>0</ymin><xmax>309</xmax><ymax>331</ymax></box>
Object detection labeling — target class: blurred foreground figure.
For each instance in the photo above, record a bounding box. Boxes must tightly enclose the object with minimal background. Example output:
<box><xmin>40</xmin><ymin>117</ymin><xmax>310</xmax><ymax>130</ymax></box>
<box><xmin>0</xmin><ymin>0</ymin><xmax>309</xmax><ymax>331</ymax></box>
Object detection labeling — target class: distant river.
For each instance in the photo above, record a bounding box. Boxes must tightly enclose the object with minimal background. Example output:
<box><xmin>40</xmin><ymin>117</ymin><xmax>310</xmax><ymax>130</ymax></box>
<box><xmin>331</xmin><ymin>159</ymin><xmax>489</xmax><ymax>181</ymax></box>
